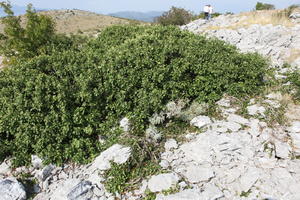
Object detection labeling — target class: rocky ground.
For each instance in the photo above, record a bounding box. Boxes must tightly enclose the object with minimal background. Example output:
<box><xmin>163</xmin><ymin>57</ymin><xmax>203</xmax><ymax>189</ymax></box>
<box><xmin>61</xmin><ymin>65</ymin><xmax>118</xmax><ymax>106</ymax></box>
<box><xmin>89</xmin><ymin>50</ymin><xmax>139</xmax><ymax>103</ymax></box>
<box><xmin>1</xmin><ymin>9</ymin><xmax>300</xmax><ymax>200</ymax></box>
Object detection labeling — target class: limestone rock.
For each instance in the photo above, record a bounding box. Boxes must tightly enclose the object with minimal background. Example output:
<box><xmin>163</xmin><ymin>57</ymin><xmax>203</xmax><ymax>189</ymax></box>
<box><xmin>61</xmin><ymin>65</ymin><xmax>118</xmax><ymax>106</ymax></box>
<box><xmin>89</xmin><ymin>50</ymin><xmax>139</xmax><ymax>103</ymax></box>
<box><xmin>190</xmin><ymin>115</ymin><xmax>211</xmax><ymax>128</ymax></box>
<box><xmin>288</xmin><ymin>121</ymin><xmax>300</xmax><ymax>133</ymax></box>
<box><xmin>67</xmin><ymin>181</ymin><xmax>93</xmax><ymax>200</ymax></box>
<box><xmin>164</xmin><ymin>139</ymin><xmax>178</xmax><ymax>151</ymax></box>
<box><xmin>36</xmin><ymin>164</ymin><xmax>55</xmax><ymax>182</ymax></box>
<box><xmin>31</xmin><ymin>155</ymin><xmax>43</xmax><ymax>169</ymax></box>
<box><xmin>155</xmin><ymin>189</ymin><xmax>202</xmax><ymax>200</ymax></box>
<box><xmin>290</xmin><ymin>132</ymin><xmax>300</xmax><ymax>156</ymax></box>
<box><xmin>182</xmin><ymin>165</ymin><xmax>215</xmax><ymax>183</ymax></box>
<box><xmin>120</xmin><ymin>117</ymin><xmax>130</xmax><ymax>132</ymax></box>
<box><xmin>148</xmin><ymin>173</ymin><xmax>179</xmax><ymax>192</ymax></box>
<box><xmin>0</xmin><ymin>178</ymin><xmax>26</xmax><ymax>200</ymax></box>
<box><xmin>0</xmin><ymin>160</ymin><xmax>11</xmax><ymax>176</ymax></box>
<box><xmin>274</xmin><ymin>141</ymin><xmax>290</xmax><ymax>159</ymax></box>
<box><xmin>227</xmin><ymin>114</ymin><xmax>249</xmax><ymax>125</ymax></box>
<box><xmin>90</xmin><ymin>144</ymin><xmax>131</xmax><ymax>171</ymax></box>
<box><xmin>247</xmin><ymin>105</ymin><xmax>266</xmax><ymax>116</ymax></box>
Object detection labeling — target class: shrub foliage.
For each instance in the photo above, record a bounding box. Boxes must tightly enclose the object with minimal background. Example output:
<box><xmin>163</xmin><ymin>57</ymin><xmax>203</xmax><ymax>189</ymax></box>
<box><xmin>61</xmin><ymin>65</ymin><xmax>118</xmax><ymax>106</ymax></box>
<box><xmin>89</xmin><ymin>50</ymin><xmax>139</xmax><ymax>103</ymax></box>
<box><xmin>155</xmin><ymin>7</ymin><xmax>194</xmax><ymax>26</ymax></box>
<box><xmin>0</xmin><ymin>24</ymin><xmax>268</xmax><ymax>165</ymax></box>
<box><xmin>255</xmin><ymin>2</ymin><xmax>275</xmax><ymax>11</ymax></box>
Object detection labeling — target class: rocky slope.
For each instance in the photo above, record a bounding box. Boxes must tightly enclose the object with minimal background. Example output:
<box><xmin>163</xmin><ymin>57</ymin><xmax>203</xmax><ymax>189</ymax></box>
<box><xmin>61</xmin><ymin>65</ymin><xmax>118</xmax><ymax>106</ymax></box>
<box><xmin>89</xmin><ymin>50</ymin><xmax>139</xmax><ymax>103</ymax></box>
<box><xmin>1</xmin><ymin>9</ymin><xmax>300</xmax><ymax>200</ymax></box>
<box><xmin>182</xmin><ymin>9</ymin><xmax>300</xmax><ymax>68</ymax></box>
<box><xmin>0</xmin><ymin>9</ymin><xmax>146</xmax><ymax>35</ymax></box>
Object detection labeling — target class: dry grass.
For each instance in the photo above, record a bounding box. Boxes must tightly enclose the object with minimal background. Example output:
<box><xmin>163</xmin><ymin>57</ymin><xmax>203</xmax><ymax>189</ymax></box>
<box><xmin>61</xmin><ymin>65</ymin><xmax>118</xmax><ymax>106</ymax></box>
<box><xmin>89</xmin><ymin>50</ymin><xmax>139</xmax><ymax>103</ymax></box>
<box><xmin>0</xmin><ymin>9</ymin><xmax>147</xmax><ymax>35</ymax></box>
<box><xmin>287</xmin><ymin>49</ymin><xmax>300</xmax><ymax>63</ymax></box>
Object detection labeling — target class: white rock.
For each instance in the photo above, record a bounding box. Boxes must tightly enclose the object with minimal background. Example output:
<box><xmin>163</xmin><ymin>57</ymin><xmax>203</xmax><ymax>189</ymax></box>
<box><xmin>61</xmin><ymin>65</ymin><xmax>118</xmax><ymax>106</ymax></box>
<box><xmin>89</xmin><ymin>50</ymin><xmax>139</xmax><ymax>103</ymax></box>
<box><xmin>201</xmin><ymin>184</ymin><xmax>224</xmax><ymax>200</ymax></box>
<box><xmin>89</xmin><ymin>144</ymin><xmax>131</xmax><ymax>171</ymax></box>
<box><xmin>227</xmin><ymin>114</ymin><xmax>249</xmax><ymax>125</ymax></box>
<box><xmin>31</xmin><ymin>155</ymin><xmax>43</xmax><ymax>169</ymax></box>
<box><xmin>247</xmin><ymin>105</ymin><xmax>266</xmax><ymax>116</ymax></box>
<box><xmin>290</xmin><ymin>132</ymin><xmax>300</xmax><ymax>156</ymax></box>
<box><xmin>190</xmin><ymin>116</ymin><xmax>211</xmax><ymax>128</ymax></box>
<box><xmin>288</xmin><ymin>121</ymin><xmax>300</xmax><ymax>133</ymax></box>
<box><xmin>274</xmin><ymin>141</ymin><xmax>290</xmax><ymax>159</ymax></box>
<box><xmin>216</xmin><ymin>98</ymin><xmax>231</xmax><ymax>107</ymax></box>
<box><xmin>223</xmin><ymin>121</ymin><xmax>242</xmax><ymax>132</ymax></box>
<box><xmin>164</xmin><ymin>139</ymin><xmax>178</xmax><ymax>150</ymax></box>
<box><xmin>239</xmin><ymin>167</ymin><xmax>260</xmax><ymax>192</ymax></box>
<box><xmin>0</xmin><ymin>161</ymin><xmax>11</xmax><ymax>175</ymax></box>
<box><xmin>155</xmin><ymin>189</ymin><xmax>203</xmax><ymax>200</ymax></box>
<box><xmin>36</xmin><ymin>164</ymin><xmax>55</xmax><ymax>182</ymax></box>
<box><xmin>120</xmin><ymin>117</ymin><xmax>130</xmax><ymax>132</ymax></box>
<box><xmin>67</xmin><ymin>181</ymin><xmax>93</xmax><ymax>200</ymax></box>
<box><xmin>182</xmin><ymin>165</ymin><xmax>215</xmax><ymax>183</ymax></box>
<box><xmin>148</xmin><ymin>173</ymin><xmax>179</xmax><ymax>192</ymax></box>
<box><xmin>0</xmin><ymin>178</ymin><xmax>26</xmax><ymax>200</ymax></box>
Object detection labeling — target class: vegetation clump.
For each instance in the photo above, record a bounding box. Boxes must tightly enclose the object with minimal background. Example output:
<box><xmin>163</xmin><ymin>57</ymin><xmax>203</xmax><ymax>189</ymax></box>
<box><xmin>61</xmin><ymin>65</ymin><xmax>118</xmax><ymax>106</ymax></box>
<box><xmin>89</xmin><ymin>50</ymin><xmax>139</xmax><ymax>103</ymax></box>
<box><xmin>155</xmin><ymin>6</ymin><xmax>194</xmax><ymax>26</ymax></box>
<box><xmin>255</xmin><ymin>2</ymin><xmax>275</xmax><ymax>11</ymax></box>
<box><xmin>0</xmin><ymin>0</ymin><xmax>269</xmax><ymax>170</ymax></box>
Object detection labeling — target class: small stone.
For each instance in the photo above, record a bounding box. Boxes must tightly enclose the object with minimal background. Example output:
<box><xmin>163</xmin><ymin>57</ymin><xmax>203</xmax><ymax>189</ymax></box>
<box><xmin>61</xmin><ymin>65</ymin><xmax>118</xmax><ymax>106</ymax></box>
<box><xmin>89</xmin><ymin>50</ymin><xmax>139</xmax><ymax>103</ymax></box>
<box><xmin>201</xmin><ymin>183</ymin><xmax>224</xmax><ymax>200</ymax></box>
<box><xmin>190</xmin><ymin>115</ymin><xmax>211</xmax><ymax>128</ymax></box>
<box><xmin>89</xmin><ymin>144</ymin><xmax>131</xmax><ymax>171</ymax></box>
<box><xmin>148</xmin><ymin>173</ymin><xmax>179</xmax><ymax>192</ymax></box>
<box><xmin>227</xmin><ymin>114</ymin><xmax>249</xmax><ymax>125</ymax></box>
<box><xmin>31</xmin><ymin>155</ymin><xmax>43</xmax><ymax>169</ymax></box>
<box><xmin>159</xmin><ymin>160</ymin><xmax>169</xmax><ymax>169</ymax></box>
<box><xmin>37</xmin><ymin>164</ymin><xmax>55</xmax><ymax>182</ymax></box>
<box><xmin>216</xmin><ymin>98</ymin><xmax>231</xmax><ymax>107</ymax></box>
<box><xmin>58</xmin><ymin>171</ymin><xmax>68</xmax><ymax>180</ymax></box>
<box><xmin>239</xmin><ymin>167</ymin><xmax>260</xmax><ymax>192</ymax></box>
<box><xmin>290</xmin><ymin>132</ymin><xmax>300</xmax><ymax>156</ymax></box>
<box><xmin>0</xmin><ymin>160</ymin><xmax>11</xmax><ymax>175</ymax></box>
<box><xmin>182</xmin><ymin>165</ymin><xmax>215</xmax><ymax>183</ymax></box>
<box><xmin>247</xmin><ymin>105</ymin><xmax>266</xmax><ymax>116</ymax></box>
<box><xmin>0</xmin><ymin>178</ymin><xmax>27</xmax><ymax>200</ymax></box>
<box><xmin>224</xmin><ymin>121</ymin><xmax>242</xmax><ymax>132</ymax></box>
<box><xmin>288</xmin><ymin>121</ymin><xmax>300</xmax><ymax>133</ymax></box>
<box><xmin>164</xmin><ymin>139</ymin><xmax>178</xmax><ymax>150</ymax></box>
<box><xmin>274</xmin><ymin>141</ymin><xmax>290</xmax><ymax>159</ymax></box>
<box><xmin>120</xmin><ymin>117</ymin><xmax>130</xmax><ymax>132</ymax></box>
<box><xmin>67</xmin><ymin>181</ymin><xmax>93</xmax><ymax>200</ymax></box>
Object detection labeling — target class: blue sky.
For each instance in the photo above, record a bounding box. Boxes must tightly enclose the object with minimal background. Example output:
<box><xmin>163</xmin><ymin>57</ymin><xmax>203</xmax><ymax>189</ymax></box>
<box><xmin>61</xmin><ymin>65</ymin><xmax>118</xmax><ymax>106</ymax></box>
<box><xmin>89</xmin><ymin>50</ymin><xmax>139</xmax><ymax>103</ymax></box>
<box><xmin>10</xmin><ymin>0</ymin><xmax>300</xmax><ymax>14</ymax></box>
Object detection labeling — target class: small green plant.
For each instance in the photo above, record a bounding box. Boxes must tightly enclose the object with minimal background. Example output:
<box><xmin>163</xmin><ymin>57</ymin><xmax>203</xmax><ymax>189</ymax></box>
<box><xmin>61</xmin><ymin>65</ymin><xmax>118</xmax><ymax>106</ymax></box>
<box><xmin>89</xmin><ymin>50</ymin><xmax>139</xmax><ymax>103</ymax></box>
<box><xmin>240</xmin><ymin>189</ymin><xmax>252</xmax><ymax>197</ymax></box>
<box><xmin>255</xmin><ymin>2</ymin><xmax>275</xmax><ymax>11</ymax></box>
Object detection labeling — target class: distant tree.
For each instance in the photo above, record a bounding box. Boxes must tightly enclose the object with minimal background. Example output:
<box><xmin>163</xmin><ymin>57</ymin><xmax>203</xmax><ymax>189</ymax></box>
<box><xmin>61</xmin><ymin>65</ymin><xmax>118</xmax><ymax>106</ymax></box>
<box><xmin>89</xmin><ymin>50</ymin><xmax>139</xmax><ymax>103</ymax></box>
<box><xmin>255</xmin><ymin>2</ymin><xmax>275</xmax><ymax>10</ymax></box>
<box><xmin>154</xmin><ymin>7</ymin><xmax>193</xmax><ymax>26</ymax></box>
<box><xmin>0</xmin><ymin>1</ymin><xmax>55</xmax><ymax>63</ymax></box>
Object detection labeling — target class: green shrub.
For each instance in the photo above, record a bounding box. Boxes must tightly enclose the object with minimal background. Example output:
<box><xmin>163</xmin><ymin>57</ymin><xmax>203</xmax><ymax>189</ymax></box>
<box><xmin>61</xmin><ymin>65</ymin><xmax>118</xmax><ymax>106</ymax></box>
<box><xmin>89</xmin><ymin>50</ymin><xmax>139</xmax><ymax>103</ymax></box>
<box><xmin>0</xmin><ymin>2</ymin><xmax>87</xmax><ymax>65</ymax></box>
<box><xmin>0</xmin><ymin>25</ymin><xmax>268</xmax><ymax>165</ymax></box>
<box><xmin>154</xmin><ymin>7</ymin><xmax>194</xmax><ymax>26</ymax></box>
<box><xmin>287</xmin><ymin>70</ymin><xmax>300</xmax><ymax>99</ymax></box>
<box><xmin>255</xmin><ymin>2</ymin><xmax>275</xmax><ymax>11</ymax></box>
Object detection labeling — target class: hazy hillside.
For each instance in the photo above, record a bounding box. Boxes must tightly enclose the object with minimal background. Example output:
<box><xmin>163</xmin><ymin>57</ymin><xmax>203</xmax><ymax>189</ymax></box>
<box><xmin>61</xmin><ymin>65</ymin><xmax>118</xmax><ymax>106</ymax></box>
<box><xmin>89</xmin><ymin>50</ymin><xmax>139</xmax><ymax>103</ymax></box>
<box><xmin>0</xmin><ymin>9</ymin><xmax>146</xmax><ymax>35</ymax></box>
<box><xmin>109</xmin><ymin>11</ymin><xmax>164</xmax><ymax>22</ymax></box>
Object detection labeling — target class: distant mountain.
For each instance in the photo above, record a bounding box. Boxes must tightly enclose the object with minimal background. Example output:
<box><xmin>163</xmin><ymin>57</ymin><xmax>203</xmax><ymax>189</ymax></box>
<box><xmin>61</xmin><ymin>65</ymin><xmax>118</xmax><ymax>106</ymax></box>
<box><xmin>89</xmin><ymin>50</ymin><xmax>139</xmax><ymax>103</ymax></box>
<box><xmin>109</xmin><ymin>11</ymin><xmax>164</xmax><ymax>22</ymax></box>
<box><xmin>0</xmin><ymin>5</ymin><xmax>27</xmax><ymax>16</ymax></box>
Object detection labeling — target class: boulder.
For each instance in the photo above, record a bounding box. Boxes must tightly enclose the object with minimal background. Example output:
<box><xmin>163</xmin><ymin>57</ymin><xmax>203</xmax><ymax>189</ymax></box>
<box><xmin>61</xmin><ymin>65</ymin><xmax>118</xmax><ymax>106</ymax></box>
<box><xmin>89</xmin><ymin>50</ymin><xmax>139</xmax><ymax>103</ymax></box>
<box><xmin>148</xmin><ymin>173</ymin><xmax>179</xmax><ymax>192</ymax></box>
<box><xmin>67</xmin><ymin>181</ymin><xmax>93</xmax><ymax>200</ymax></box>
<box><xmin>181</xmin><ymin>165</ymin><xmax>215</xmax><ymax>183</ymax></box>
<box><xmin>190</xmin><ymin>116</ymin><xmax>211</xmax><ymax>129</ymax></box>
<box><xmin>89</xmin><ymin>144</ymin><xmax>131</xmax><ymax>171</ymax></box>
<box><xmin>0</xmin><ymin>178</ymin><xmax>26</xmax><ymax>200</ymax></box>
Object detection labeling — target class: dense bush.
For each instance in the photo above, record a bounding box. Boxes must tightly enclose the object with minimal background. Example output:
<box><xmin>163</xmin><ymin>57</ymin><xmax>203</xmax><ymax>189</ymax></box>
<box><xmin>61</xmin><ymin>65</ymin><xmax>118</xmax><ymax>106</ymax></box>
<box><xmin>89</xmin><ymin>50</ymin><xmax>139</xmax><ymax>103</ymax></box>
<box><xmin>0</xmin><ymin>25</ymin><xmax>268</xmax><ymax>165</ymax></box>
<box><xmin>154</xmin><ymin>7</ymin><xmax>194</xmax><ymax>26</ymax></box>
<box><xmin>0</xmin><ymin>2</ymin><xmax>87</xmax><ymax>65</ymax></box>
<box><xmin>255</xmin><ymin>2</ymin><xmax>275</xmax><ymax>11</ymax></box>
